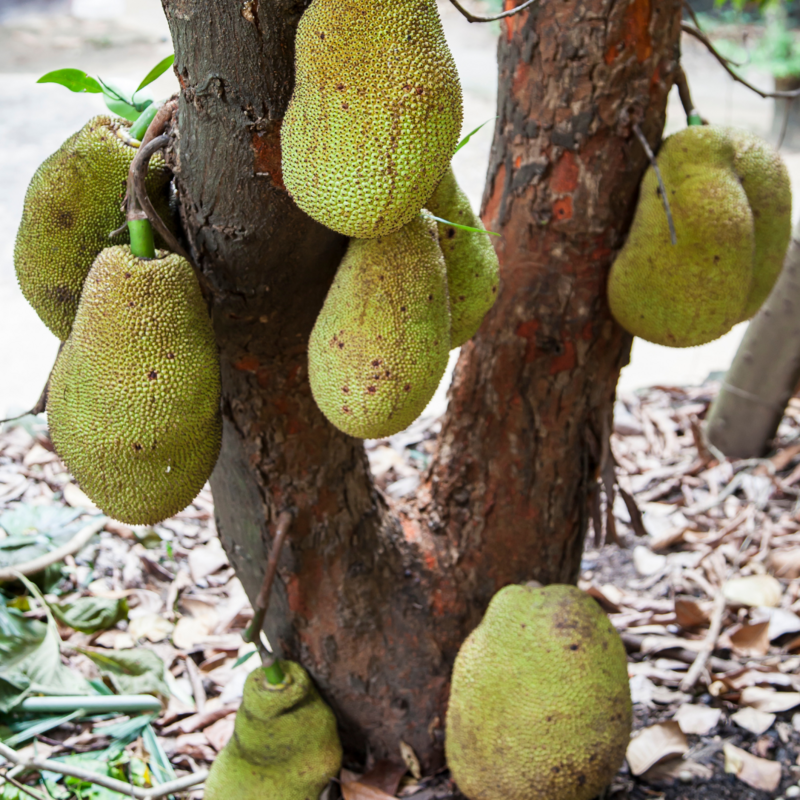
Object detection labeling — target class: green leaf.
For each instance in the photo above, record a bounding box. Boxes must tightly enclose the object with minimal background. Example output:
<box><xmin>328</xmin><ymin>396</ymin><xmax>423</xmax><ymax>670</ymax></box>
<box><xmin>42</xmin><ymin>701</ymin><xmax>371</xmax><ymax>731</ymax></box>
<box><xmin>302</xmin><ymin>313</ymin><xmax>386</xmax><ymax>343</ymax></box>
<box><xmin>37</xmin><ymin>69</ymin><xmax>102</xmax><ymax>94</ymax></box>
<box><xmin>454</xmin><ymin>117</ymin><xmax>496</xmax><ymax>154</ymax></box>
<box><xmin>136</xmin><ymin>54</ymin><xmax>175</xmax><ymax>93</ymax></box>
<box><xmin>96</xmin><ymin>78</ymin><xmax>141</xmax><ymax>122</ymax></box>
<box><xmin>232</xmin><ymin>649</ymin><xmax>258</xmax><ymax>668</ymax></box>
<box><xmin>80</xmin><ymin>648</ymin><xmax>170</xmax><ymax>700</ymax></box>
<box><xmin>49</xmin><ymin>597</ymin><xmax>128</xmax><ymax>634</ymax></box>
<box><xmin>2</xmin><ymin>710</ymin><xmax>83</xmax><ymax>748</ymax></box>
<box><xmin>431</xmin><ymin>215</ymin><xmax>500</xmax><ymax>237</ymax></box>
<box><xmin>141</xmin><ymin>723</ymin><xmax>176</xmax><ymax>784</ymax></box>
<box><xmin>0</xmin><ymin>576</ymin><xmax>94</xmax><ymax>712</ymax></box>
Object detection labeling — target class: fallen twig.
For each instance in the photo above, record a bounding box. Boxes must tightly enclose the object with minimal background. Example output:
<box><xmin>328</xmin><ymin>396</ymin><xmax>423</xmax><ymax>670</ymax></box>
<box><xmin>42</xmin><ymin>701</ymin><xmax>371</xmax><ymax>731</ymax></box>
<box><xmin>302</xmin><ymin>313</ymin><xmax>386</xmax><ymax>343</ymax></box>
<box><xmin>0</xmin><ymin>742</ymin><xmax>207</xmax><ymax>800</ymax></box>
<box><xmin>0</xmin><ymin>517</ymin><xmax>107</xmax><ymax>582</ymax></box>
<box><xmin>679</xmin><ymin>590</ymin><xmax>726</xmax><ymax>692</ymax></box>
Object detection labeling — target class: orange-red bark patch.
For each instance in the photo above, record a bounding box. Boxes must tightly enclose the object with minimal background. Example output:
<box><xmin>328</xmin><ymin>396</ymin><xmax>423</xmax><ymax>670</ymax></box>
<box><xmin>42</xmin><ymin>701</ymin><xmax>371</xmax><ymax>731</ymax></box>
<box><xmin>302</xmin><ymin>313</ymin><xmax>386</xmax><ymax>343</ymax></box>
<box><xmin>553</xmin><ymin>196</ymin><xmax>573</xmax><ymax>221</ymax></box>
<box><xmin>251</xmin><ymin>127</ymin><xmax>285</xmax><ymax>190</ymax></box>
<box><xmin>604</xmin><ymin>0</ymin><xmax>652</xmax><ymax>65</ymax></box>
<box><xmin>234</xmin><ymin>354</ymin><xmax>259</xmax><ymax>372</ymax></box>
<box><xmin>550</xmin><ymin>151</ymin><xmax>579</xmax><ymax>194</ymax></box>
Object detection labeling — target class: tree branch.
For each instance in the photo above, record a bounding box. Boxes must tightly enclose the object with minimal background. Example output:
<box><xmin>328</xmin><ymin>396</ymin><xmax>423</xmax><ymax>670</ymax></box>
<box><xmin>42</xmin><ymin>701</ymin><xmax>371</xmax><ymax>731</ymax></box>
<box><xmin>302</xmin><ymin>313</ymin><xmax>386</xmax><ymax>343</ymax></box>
<box><xmin>682</xmin><ymin>23</ymin><xmax>800</xmax><ymax>99</ymax></box>
<box><xmin>679</xmin><ymin>590</ymin><xmax>726</xmax><ymax>692</ymax></box>
<box><xmin>0</xmin><ymin>743</ymin><xmax>207</xmax><ymax>800</ymax></box>
<box><xmin>632</xmin><ymin>123</ymin><xmax>676</xmax><ymax>246</ymax></box>
<box><xmin>448</xmin><ymin>0</ymin><xmax>538</xmax><ymax>24</ymax></box>
<box><xmin>0</xmin><ymin>517</ymin><xmax>108</xmax><ymax>583</ymax></box>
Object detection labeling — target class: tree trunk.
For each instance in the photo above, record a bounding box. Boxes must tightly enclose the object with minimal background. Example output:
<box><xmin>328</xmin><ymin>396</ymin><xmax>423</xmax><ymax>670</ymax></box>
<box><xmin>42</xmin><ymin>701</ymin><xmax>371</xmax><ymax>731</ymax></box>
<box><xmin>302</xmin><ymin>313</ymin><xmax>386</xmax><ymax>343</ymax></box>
<box><xmin>161</xmin><ymin>0</ymin><xmax>681</xmax><ymax>773</ymax></box>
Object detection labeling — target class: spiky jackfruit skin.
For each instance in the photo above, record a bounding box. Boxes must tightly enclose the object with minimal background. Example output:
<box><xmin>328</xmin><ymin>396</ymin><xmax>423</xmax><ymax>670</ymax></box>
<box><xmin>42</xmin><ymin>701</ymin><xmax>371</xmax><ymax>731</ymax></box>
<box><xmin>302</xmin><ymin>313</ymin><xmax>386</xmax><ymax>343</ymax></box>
<box><xmin>204</xmin><ymin>661</ymin><xmax>342</xmax><ymax>800</ymax></box>
<box><xmin>446</xmin><ymin>584</ymin><xmax>631</xmax><ymax>800</ymax></box>
<box><xmin>727</xmin><ymin>130</ymin><xmax>792</xmax><ymax>319</ymax></box>
<box><xmin>426</xmin><ymin>166</ymin><xmax>499</xmax><ymax>347</ymax></box>
<box><xmin>308</xmin><ymin>210</ymin><xmax>450</xmax><ymax>438</ymax></box>
<box><xmin>47</xmin><ymin>246</ymin><xmax>221</xmax><ymax>525</ymax></box>
<box><xmin>282</xmin><ymin>0</ymin><xmax>463</xmax><ymax>238</ymax></box>
<box><xmin>14</xmin><ymin>115</ymin><xmax>173</xmax><ymax>341</ymax></box>
<box><xmin>608</xmin><ymin>126</ymin><xmax>755</xmax><ymax>347</ymax></box>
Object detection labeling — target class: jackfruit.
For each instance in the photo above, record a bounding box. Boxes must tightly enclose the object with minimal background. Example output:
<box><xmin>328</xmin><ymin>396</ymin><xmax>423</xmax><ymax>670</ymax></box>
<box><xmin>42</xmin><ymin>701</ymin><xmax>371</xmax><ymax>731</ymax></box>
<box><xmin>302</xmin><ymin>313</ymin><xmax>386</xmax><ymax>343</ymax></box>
<box><xmin>282</xmin><ymin>0</ymin><xmax>463</xmax><ymax>238</ymax></box>
<box><xmin>728</xmin><ymin>129</ymin><xmax>792</xmax><ymax>319</ymax></box>
<box><xmin>308</xmin><ymin>210</ymin><xmax>450</xmax><ymax>438</ymax></box>
<box><xmin>204</xmin><ymin>661</ymin><xmax>342</xmax><ymax>800</ymax></box>
<box><xmin>446</xmin><ymin>584</ymin><xmax>631</xmax><ymax>800</ymax></box>
<box><xmin>14</xmin><ymin>115</ymin><xmax>173</xmax><ymax>341</ymax></box>
<box><xmin>47</xmin><ymin>245</ymin><xmax>221</xmax><ymax>525</ymax></box>
<box><xmin>425</xmin><ymin>166</ymin><xmax>499</xmax><ymax>347</ymax></box>
<box><xmin>608</xmin><ymin>125</ymin><xmax>764</xmax><ymax>347</ymax></box>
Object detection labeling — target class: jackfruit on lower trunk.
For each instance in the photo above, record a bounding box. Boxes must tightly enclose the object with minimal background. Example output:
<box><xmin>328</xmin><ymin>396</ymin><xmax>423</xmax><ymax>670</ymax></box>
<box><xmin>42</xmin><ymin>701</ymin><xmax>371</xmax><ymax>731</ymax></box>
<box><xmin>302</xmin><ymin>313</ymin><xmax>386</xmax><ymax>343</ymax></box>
<box><xmin>203</xmin><ymin>661</ymin><xmax>343</xmax><ymax>800</ymax></box>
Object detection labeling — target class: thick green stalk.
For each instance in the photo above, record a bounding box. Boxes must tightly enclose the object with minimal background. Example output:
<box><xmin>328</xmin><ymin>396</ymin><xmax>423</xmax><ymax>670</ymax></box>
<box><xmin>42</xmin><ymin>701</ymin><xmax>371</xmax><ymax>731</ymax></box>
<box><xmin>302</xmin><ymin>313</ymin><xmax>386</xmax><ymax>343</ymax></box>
<box><xmin>129</xmin><ymin>103</ymin><xmax>159</xmax><ymax>141</ymax></box>
<box><xmin>128</xmin><ymin>219</ymin><xmax>156</xmax><ymax>258</ymax></box>
<box><xmin>264</xmin><ymin>661</ymin><xmax>286</xmax><ymax>685</ymax></box>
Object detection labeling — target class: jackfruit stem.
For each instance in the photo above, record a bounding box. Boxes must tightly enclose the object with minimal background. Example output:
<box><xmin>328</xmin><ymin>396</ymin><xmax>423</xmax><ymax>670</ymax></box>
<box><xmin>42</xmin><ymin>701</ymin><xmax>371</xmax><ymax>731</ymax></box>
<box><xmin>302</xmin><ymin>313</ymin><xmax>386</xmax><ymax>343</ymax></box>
<box><xmin>129</xmin><ymin>103</ymin><xmax>159</xmax><ymax>142</ymax></box>
<box><xmin>245</xmin><ymin>510</ymin><xmax>293</xmax><ymax>679</ymax></box>
<box><xmin>128</xmin><ymin>219</ymin><xmax>156</xmax><ymax>258</ymax></box>
<box><xmin>631</xmin><ymin>123</ymin><xmax>676</xmax><ymax>247</ymax></box>
<box><xmin>264</xmin><ymin>660</ymin><xmax>287</xmax><ymax>685</ymax></box>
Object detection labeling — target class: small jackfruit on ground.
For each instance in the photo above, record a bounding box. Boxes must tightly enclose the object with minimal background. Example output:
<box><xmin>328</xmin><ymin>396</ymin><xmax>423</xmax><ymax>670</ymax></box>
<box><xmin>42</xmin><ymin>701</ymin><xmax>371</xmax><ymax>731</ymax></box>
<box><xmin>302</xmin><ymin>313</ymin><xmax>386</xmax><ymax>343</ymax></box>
<box><xmin>308</xmin><ymin>210</ymin><xmax>451</xmax><ymax>439</ymax></box>
<box><xmin>425</xmin><ymin>166</ymin><xmax>499</xmax><ymax>347</ymax></box>
<box><xmin>204</xmin><ymin>661</ymin><xmax>342</xmax><ymax>800</ymax></box>
<box><xmin>282</xmin><ymin>0</ymin><xmax>463</xmax><ymax>238</ymax></box>
<box><xmin>47</xmin><ymin>245</ymin><xmax>221</xmax><ymax>526</ymax></box>
<box><xmin>607</xmin><ymin>125</ymin><xmax>791</xmax><ymax>347</ymax></box>
<box><xmin>446</xmin><ymin>584</ymin><xmax>632</xmax><ymax>800</ymax></box>
<box><xmin>14</xmin><ymin>115</ymin><xmax>173</xmax><ymax>341</ymax></box>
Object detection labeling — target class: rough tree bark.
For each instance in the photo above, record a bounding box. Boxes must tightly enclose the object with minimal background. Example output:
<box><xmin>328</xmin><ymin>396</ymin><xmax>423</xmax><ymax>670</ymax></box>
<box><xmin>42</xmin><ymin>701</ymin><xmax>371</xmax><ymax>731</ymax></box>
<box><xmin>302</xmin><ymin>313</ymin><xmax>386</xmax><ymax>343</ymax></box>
<box><xmin>161</xmin><ymin>0</ymin><xmax>681</xmax><ymax>771</ymax></box>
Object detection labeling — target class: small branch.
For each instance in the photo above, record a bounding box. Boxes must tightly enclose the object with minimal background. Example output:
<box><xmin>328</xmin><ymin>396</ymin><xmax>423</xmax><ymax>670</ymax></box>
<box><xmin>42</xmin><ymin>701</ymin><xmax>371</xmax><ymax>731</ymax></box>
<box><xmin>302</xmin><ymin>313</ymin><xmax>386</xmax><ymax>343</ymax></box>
<box><xmin>632</xmin><ymin>123</ymin><xmax>676</xmax><ymax>246</ymax></box>
<box><xmin>0</xmin><ymin>769</ymin><xmax>50</xmax><ymax>800</ymax></box>
<box><xmin>184</xmin><ymin>655</ymin><xmax>207</xmax><ymax>714</ymax></box>
<box><xmin>0</xmin><ymin>743</ymin><xmax>207</xmax><ymax>800</ymax></box>
<box><xmin>140</xmin><ymin>98</ymin><xmax>177</xmax><ymax>149</ymax></box>
<box><xmin>129</xmin><ymin>136</ymin><xmax>192</xmax><ymax>264</ymax></box>
<box><xmin>247</xmin><ymin>511</ymin><xmax>293</xmax><ymax>666</ymax></box>
<box><xmin>0</xmin><ymin>517</ymin><xmax>107</xmax><ymax>583</ymax></box>
<box><xmin>682</xmin><ymin>23</ymin><xmax>800</xmax><ymax>100</ymax></box>
<box><xmin>777</xmin><ymin>95</ymin><xmax>796</xmax><ymax>151</ymax></box>
<box><xmin>448</xmin><ymin>0</ymin><xmax>537</xmax><ymax>24</ymax></box>
<box><xmin>679</xmin><ymin>590</ymin><xmax>726</xmax><ymax>692</ymax></box>
<box><xmin>673</xmin><ymin>66</ymin><xmax>703</xmax><ymax>124</ymax></box>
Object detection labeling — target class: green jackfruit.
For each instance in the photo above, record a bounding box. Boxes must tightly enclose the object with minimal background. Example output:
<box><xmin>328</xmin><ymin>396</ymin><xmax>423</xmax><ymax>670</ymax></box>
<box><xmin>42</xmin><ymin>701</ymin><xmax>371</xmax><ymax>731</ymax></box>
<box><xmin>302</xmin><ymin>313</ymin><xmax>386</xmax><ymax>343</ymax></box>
<box><xmin>14</xmin><ymin>115</ymin><xmax>173</xmax><ymax>341</ymax></box>
<box><xmin>446</xmin><ymin>584</ymin><xmax>631</xmax><ymax>800</ymax></box>
<box><xmin>204</xmin><ymin>661</ymin><xmax>342</xmax><ymax>800</ymax></box>
<box><xmin>47</xmin><ymin>245</ymin><xmax>221</xmax><ymax>525</ymax></box>
<box><xmin>282</xmin><ymin>0</ymin><xmax>463</xmax><ymax>238</ymax></box>
<box><xmin>308</xmin><ymin>210</ymin><xmax>450</xmax><ymax>438</ymax></box>
<box><xmin>426</xmin><ymin>166</ymin><xmax>499</xmax><ymax>347</ymax></box>
<box><xmin>608</xmin><ymin>125</ymin><xmax>757</xmax><ymax>347</ymax></box>
<box><xmin>728</xmin><ymin>129</ymin><xmax>792</xmax><ymax>319</ymax></box>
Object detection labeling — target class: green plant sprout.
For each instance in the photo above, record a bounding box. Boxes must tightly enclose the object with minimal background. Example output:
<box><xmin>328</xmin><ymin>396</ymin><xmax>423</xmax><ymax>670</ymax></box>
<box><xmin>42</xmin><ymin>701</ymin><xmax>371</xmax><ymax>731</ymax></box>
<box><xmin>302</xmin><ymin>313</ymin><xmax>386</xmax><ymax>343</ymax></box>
<box><xmin>37</xmin><ymin>55</ymin><xmax>174</xmax><ymax>127</ymax></box>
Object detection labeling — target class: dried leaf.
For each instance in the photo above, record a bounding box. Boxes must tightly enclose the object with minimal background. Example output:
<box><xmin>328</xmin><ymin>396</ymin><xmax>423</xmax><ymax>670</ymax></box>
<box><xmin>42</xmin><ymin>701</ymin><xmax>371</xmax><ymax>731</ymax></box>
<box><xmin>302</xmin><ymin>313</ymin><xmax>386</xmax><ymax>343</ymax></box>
<box><xmin>726</xmin><ymin>620</ymin><xmax>771</xmax><ymax>657</ymax></box>
<box><xmin>723</xmin><ymin>742</ymin><xmax>781</xmax><ymax>792</ymax></box>
<box><xmin>399</xmin><ymin>740</ymin><xmax>421</xmax><ymax>780</ymax></box>
<box><xmin>722</xmin><ymin>575</ymin><xmax>782</xmax><ymax>608</ymax></box>
<box><xmin>731</xmin><ymin>707</ymin><xmax>776</xmax><ymax>736</ymax></box>
<box><xmin>626</xmin><ymin>721</ymin><xmax>689</xmax><ymax>776</ymax></box>
<box><xmin>129</xmin><ymin>613</ymin><xmax>174</xmax><ymax>643</ymax></box>
<box><xmin>188</xmin><ymin>539</ymin><xmax>229</xmax><ymax>583</ymax></box>
<box><xmin>63</xmin><ymin>482</ymin><xmax>98</xmax><ymax>510</ymax></box>
<box><xmin>204</xmin><ymin>715</ymin><xmax>235</xmax><ymax>752</ymax></box>
<box><xmin>359</xmin><ymin>761</ymin><xmax>407</xmax><ymax>797</ymax></box>
<box><xmin>341</xmin><ymin>781</ymin><xmax>396</xmax><ymax>800</ymax></box>
<box><xmin>643</xmin><ymin>758</ymin><xmax>713</xmax><ymax>782</ymax></box>
<box><xmin>674</xmin><ymin>597</ymin><xmax>710</xmax><ymax>628</ymax></box>
<box><xmin>583</xmin><ymin>583</ymin><xmax>622</xmax><ymax>614</ymax></box>
<box><xmin>770</xmin><ymin>548</ymin><xmax>800</xmax><ymax>579</ymax></box>
<box><xmin>632</xmin><ymin>545</ymin><xmax>667</xmax><ymax>577</ymax></box>
<box><xmin>673</xmin><ymin>704</ymin><xmax>721</xmax><ymax>735</ymax></box>
<box><xmin>741</xmin><ymin>686</ymin><xmax>800</xmax><ymax>713</ymax></box>
<box><xmin>173</xmin><ymin>731</ymin><xmax>216</xmax><ymax>761</ymax></box>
